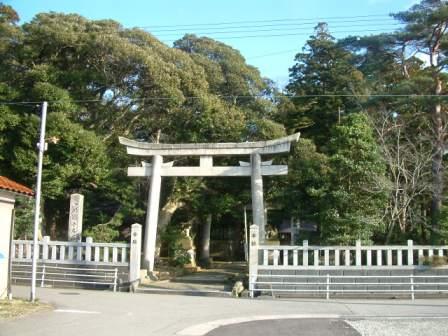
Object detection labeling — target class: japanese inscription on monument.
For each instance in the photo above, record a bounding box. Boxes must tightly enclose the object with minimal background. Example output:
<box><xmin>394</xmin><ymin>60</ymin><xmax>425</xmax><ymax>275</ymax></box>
<box><xmin>68</xmin><ymin>193</ymin><xmax>84</xmax><ymax>241</ymax></box>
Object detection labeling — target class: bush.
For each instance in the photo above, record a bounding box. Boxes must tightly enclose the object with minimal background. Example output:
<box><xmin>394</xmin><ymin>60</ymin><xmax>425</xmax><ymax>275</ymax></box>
<box><xmin>160</xmin><ymin>226</ymin><xmax>191</xmax><ymax>267</ymax></box>
<box><xmin>420</xmin><ymin>255</ymin><xmax>447</xmax><ymax>267</ymax></box>
<box><xmin>13</xmin><ymin>196</ymin><xmax>34</xmax><ymax>239</ymax></box>
<box><xmin>83</xmin><ymin>212</ymin><xmax>122</xmax><ymax>242</ymax></box>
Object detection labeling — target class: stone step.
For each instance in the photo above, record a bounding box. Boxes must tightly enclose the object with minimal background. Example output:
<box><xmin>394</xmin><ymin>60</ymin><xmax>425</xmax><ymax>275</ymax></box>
<box><xmin>169</xmin><ymin>269</ymin><xmax>241</xmax><ymax>284</ymax></box>
<box><xmin>136</xmin><ymin>286</ymin><xmax>232</xmax><ymax>297</ymax></box>
<box><xmin>209</xmin><ymin>261</ymin><xmax>247</xmax><ymax>272</ymax></box>
<box><xmin>171</xmin><ymin>275</ymin><xmax>230</xmax><ymax>285</ymax></box>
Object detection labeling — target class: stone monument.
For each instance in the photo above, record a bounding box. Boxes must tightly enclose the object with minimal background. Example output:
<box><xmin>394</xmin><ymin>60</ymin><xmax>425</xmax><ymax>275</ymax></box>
<box><xmin>68</xmin><ymin>193</ymin><xmax>84</xmax><ymax>241</ymax></box>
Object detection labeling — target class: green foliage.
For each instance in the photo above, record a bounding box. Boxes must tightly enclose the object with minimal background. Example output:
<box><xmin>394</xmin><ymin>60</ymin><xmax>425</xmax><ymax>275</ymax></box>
<box><xmin>2</xmin><ymin>1</ymin><xmax>447</xmax><ymax>247</ymax></box>
<box><xmin>174</xmin><ymin>35</ymin><xmax>268</xmax><ymax>105</ymax></box>
<box><xmin>160</xmin><ymin>225</ymin><xmax>191</xmax><ymax>266</ymax></box>
<box><xmin>0</xmin><ymin>3</ymin><xmax>19</xmax><ymax>24</ymax></box>
<box><xmin>392</xmin><ymin>0</ymin><xmax>448</xmax><ymax>240</ymax></box>
<box><xmin>83</xmin><ymin>212</ymin><xmax>123</xmax><ymax>242</ymax></box>
<box><xmin>274</xmin><ymin>139</ymin><xmax>330</xmax><ymax>226</ymax></box>
<box><xmin>436</xmin><ymin>205</ymin><xmax>448</xmax><ymax>244</ymax></box>
<box><xmin>44</xmin><ymin>113</ymin><xmax>110</xmax><ymax>197</ymax></box>
<box><xmin>286</xmin><ymin>23</ymin><xmax>366</xmax><ymax>148</ymax></box>
<box><xmin>13</xmin><ymin>196</ymin><xmax>34</xmax><ymax>239</ymax></box>
<box><xmin>318</xmin><ymin>114</ymin><xmax>388</xmax><ymax>244</ymax></box>
<box><xmin>420</xmin><ymin>255</ymin><xmax>448</xmax><ymax>267</ymax></box>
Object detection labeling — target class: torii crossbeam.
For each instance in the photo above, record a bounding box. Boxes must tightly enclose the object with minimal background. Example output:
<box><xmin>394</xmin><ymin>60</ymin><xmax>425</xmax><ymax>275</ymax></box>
<box><xmin>119</xmin><ymin>133</ymin><xmax>300</xmax><ymax>272</ymax></box>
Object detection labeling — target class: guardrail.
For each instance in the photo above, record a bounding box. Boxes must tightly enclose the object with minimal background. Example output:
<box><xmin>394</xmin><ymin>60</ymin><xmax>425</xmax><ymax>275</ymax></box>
<box><xmin>12</xmin><ymin>262</ymin><xmax>119</xmax><ymax>291</ymax></box>
<box><xmin>254</xmin><ymin>274</ymin><xmax>448</xmax><ymax>300</ymax></box>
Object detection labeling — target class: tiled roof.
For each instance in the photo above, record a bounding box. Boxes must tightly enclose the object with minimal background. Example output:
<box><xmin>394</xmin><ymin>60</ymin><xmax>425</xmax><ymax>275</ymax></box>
<box><xmin>0</xmin><ymin>176</ymin><xmax>34</xmax><ymax>196</ymax></box>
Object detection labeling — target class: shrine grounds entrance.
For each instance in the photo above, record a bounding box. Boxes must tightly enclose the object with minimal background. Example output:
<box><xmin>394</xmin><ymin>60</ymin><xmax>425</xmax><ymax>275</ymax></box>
<box><xmin>119</xmin><ymin>133</ymin><xmax>300</xmax><ymax>272</ymax></box>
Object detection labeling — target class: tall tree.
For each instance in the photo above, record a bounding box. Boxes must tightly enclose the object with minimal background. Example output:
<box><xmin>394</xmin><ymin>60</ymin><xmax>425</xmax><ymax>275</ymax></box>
<box><xmin>340</xmin><ymin>32</ymin><xmax>435</xmax><ymax>242</ymax></box>
<box><xmin>286</xmin><ymin>23</ymin><xmax>366</xmax><ymax>149</ymax></box>
<box><xmin>173</xmin><ymin>34</ymin><xmax>275</xmax><ymax>119</ymax></box>
<box><xmin>393</xmin><ymin>0</ymin><xmax>448</xmax><ymax>241</ymax></box>
<box><xmin>320</xmin><ymin>113</ymin><xmax>387</xmax><ymax>244</ymax></box>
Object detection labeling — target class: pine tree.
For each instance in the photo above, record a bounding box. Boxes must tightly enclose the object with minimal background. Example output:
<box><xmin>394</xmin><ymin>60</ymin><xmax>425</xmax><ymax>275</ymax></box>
<box><xmin>286</xmin><ymin>23</ymin><xmax>366</xmax><ymax>149</ymax></box>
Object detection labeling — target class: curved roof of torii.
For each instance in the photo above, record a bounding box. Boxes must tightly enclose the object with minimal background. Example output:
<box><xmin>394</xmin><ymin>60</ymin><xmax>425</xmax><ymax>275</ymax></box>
<box><xmin>119</xmin><ymin>132</ymin><xmax>300</xmax><ymax>156</ymax></box>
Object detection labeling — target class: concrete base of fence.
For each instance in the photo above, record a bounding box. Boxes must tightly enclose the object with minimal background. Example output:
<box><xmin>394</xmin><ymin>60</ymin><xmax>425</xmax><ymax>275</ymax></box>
<box><xmin>254</xmin><ymin>267</ymin><xmax>448</xmax><ymax>299</ymax></box>
<box><xmin>11</xmin><ymin>261</ymin><xmax>128</xmax><ymax>291</ymax></box>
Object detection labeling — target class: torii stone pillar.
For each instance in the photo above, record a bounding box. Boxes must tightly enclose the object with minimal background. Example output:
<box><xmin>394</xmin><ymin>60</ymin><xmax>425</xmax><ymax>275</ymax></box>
<box><xmin>119</xmin><ymin>133</ymin><xmax>300</xmax><ymax>272</ymax></box>
<box><xmin>144</xmin><ymin>155</ymin><xmax>162</xmax><ymax>270</ymax></box>
<box><xmin>251</xmin><ymin>153</ymin><xmax>265</xmax><ymax>241</ymax></box>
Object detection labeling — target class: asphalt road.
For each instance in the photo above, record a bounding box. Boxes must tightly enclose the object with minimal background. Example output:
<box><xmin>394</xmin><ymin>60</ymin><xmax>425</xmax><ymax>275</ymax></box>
<box><xmin>1</xmin><ymin>286</ymin><xmax>448</xmax><ymax>336</ymax></box>
<box><xmin>206</xmin><ymin>319</ymin><xmax>360</xmax><ymax>336</ymax></box>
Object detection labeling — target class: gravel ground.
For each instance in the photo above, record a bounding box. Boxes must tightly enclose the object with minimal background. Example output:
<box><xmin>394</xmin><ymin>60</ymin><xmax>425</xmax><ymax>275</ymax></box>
<box><xmin>346</xmin><ymin>319</ymin><xmax>448</xmax><ymax>336</ymax></box>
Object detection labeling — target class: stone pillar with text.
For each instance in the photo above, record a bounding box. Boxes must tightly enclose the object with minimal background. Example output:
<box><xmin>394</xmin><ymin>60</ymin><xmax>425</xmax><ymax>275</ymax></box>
<box><xmin>129</xmin><ymin>223</ymin><xmax>142</xmax><ymax>290</ymax></box>
<box><xmin>68</xmin><ymin>193</ymin><xmax>84</xmax><ymax>242</ymax></box>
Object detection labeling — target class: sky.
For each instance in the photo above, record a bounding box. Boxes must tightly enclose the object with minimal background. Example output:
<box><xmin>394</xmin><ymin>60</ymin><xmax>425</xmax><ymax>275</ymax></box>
<box><xmin>6</xmin><ymin>0</ymin><xmax>419</xmax><ymax>88</ymax></box>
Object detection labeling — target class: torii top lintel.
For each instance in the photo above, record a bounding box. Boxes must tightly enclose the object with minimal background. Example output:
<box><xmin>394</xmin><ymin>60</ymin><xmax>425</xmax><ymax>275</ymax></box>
<box><xmin>119</xmin><ymin>132</ymin><xmax>300</xmax><ymax>157</ymax></box>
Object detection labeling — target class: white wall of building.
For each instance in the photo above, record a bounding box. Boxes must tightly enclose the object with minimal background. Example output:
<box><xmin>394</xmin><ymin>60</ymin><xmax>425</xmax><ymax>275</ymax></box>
<box><xmin>0</xmin><ymin>191</ymin><xmax>15</xmax><ymax>299</ymax></box>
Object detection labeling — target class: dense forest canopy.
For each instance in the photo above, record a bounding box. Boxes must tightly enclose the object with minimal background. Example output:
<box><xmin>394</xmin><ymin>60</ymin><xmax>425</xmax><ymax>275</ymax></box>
<box><xmin>1</xmin><ymin>1</ymin><xmax>448</xmax><ymax>256</ymax></box>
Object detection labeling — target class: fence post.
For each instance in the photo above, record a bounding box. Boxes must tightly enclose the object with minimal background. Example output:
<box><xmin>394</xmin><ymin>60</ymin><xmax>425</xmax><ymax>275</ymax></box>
<box><xmin>129</xmin><ymin>223</ymin><xmax>142</xmax><ymax>291</ymax></box>
<box><xmin>407</xmin><ymin>240</ymin><xmax>414</xmax><ymax>266</ymax></box>
<box><xmin>249</xmin><ymin>224</ymin><xmax>259</xmax><ymax>298</ymax></box>
<box><xmin>410</xmin><ymin>274</ymin><xmax>415</xmax><ymax>301</ymax></box>
<box><xmin>303</xmin><ymin>240</ymin><xmax>308</xmax><ymax>266</ymax></box>
<box><xmin>42</xmin><ymin>236</ymin><xmax>50</xmax><ymax>260</ymax></box>
<box><xmin>113</xmin><ymin>268</ymin><xmax>118</xmax><ymax>293</ymax></box>
<box><xmin>326</xmin><ymin>274</ymin><xmax>330</xmax><ymax>300</ymax></box>
<box><xmin>40</xmin><ymin>264</ymin><xmax>45</xmax><ymax>288</ymax></box>
<box><xmin>355</xmin><ymin>240</ymin><xmax>361</xmax><ymax>266</ymax></box>
<box><xmin>85</xmin><ymin>237</ymin><xmax>93</xmax><ymax>262</ymax></box>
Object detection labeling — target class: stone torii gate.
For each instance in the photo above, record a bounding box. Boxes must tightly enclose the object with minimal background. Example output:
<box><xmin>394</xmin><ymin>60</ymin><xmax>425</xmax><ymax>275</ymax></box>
<box><xmin>119</xmin><ymin>133</ymin><xmax>300</xmax><ymax>271</ymax></box>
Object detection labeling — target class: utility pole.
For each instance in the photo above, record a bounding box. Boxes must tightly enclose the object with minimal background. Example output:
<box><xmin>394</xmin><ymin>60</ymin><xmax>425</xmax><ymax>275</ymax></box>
<box><xmin>30</xmin><ymin>101</ymin><xmax>47</xmax><ymax>302</ymax></box>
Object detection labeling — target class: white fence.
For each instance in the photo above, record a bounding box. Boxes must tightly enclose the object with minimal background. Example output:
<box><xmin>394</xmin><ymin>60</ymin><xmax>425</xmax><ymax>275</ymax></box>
<box><xmin>258</xmin><ymin>238</ymin><xmax>447</xmax><ymax>269</ymax></box>
<box><xmin>12</xmin><ymin>236</ymin><xmax>129</xmax><ymax>266</ymax></box>
<box><xmin>11</xmin><ymin>223</ymin><xmax>143</xmax><ymax>288</ymax></box>
<box><xmin>248</xmin><ymin>225</ymin><xmax>448</xmax><ymax>298</ymax></box>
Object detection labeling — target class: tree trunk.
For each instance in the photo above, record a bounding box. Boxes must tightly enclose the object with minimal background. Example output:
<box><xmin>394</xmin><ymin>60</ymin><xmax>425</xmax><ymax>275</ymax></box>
<box><xmin>431</xmin><ymin>75</ymin><xmax>444</xmax><ymax>242</ymax></box>
<box><xmin>43</xmin><ymin>199</ymin><xmax>61</xmax><ymax>240</ymax></box>
<box><xmin>199</xmin><ymin>214</ymin><xmax>212</xmax><ymax>267</ymax></box>
<box><xmin>155</xmin><ymin>199</ymin><xmax>184</xmax><ymax>257</ymax></box>
<box><xmin>428</xmin><ymin>24</ymin><xmax>446</xmax><ymax>243</ymax></box>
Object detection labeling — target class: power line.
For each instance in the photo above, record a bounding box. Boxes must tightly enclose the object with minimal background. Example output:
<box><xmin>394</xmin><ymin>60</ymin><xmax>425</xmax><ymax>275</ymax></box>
<box><xmin>246</xmin><ymin>49</ymin><xmax>298</xmax><ymax>60</ymax></box>
<box><xmin>161</xmin><ymin>28</ymin><xmax>403</xmax><ymax>43</ymax></box>
<box><xmin>136</xmin><ymin>14</ymin><xmax>392</xmax><ymax>29</ymax></box>
<box><xmin>147</xmin><ymin>18</ymin><xmax>400</xmax><ymax>33</ymax></box>
<box><xmin>0</xmin><ymin>20</ymin><xmax>401</xmax><ymax>42</ymax></box>
<box><xmin>154</xmin><ymin>23</ymin><xmax>401</xmax><ymax>38</ymax></box>
<box><xmin>0</xmin><ymin>27</ymin><xmax>402</xmax><ymax>45</ymax></box>
<box><xmin>1</xmin><ymin>94</ymin><xmax>447</xmax><ymax>106</ymax></box>
<box><xmin>0</xmin><ymin>15</ymin><xmax>402</xmax><ymax>44</ymax></box>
